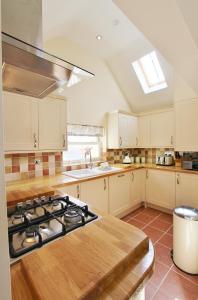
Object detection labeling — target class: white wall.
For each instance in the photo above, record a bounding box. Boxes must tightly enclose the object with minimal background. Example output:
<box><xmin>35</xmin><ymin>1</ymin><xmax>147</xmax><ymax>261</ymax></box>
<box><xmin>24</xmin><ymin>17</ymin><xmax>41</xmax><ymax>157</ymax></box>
<box><xmin>44</xmin><ymin>37</ymin><xmax>131</xmax><ymax>126</ymax></box>
<box><xmin>0</xmin><ymin>2</ymin><xmax>11</xmax><ymax>299</ymax></box>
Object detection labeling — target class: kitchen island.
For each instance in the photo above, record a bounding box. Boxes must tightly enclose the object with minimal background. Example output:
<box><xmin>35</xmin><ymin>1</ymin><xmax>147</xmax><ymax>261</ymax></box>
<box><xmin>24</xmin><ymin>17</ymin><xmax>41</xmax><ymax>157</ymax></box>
<box><xmin>11</xmin><ymin>212</ymin><xmax>154</xmax><ymax>300</ymax></box>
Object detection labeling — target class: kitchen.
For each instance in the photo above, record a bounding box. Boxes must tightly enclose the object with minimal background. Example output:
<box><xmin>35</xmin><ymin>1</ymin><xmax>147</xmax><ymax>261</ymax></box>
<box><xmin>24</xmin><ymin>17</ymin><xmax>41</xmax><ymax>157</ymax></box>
<box><xmin>1</xmin><ymin>0</ymin><xmax>198</xmax><ymax>299</ymax></box>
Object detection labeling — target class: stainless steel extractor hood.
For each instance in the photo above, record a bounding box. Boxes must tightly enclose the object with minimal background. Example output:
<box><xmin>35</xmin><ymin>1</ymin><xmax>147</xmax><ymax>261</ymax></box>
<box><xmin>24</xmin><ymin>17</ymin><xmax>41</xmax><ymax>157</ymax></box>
<box><xmin>1</xmin><ymin>0</ymin><xmax>94</xmax><ymax>98</ymax></box>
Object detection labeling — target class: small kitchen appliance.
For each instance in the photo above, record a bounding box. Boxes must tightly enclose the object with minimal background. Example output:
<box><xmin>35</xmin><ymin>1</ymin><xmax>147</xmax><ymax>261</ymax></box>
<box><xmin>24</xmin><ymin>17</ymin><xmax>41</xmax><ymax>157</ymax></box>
<box><xmin>156</xmin><ymin>153</ymin><xmax>174</xmax><ymax>166</ymax></box>
<box><xmin>8</xmin><ymin>195</ymin><xmax>98</xmax><ymax>259</ymax></box>
<box><xmin>123</xmin><ymin>153</ymin><xmax>132</xmax><ymax>164</ymax></box>
<box><xmin>182</xmin><ymin>153</ymin><xmax>198</xmax><ymax>171</ymax></box>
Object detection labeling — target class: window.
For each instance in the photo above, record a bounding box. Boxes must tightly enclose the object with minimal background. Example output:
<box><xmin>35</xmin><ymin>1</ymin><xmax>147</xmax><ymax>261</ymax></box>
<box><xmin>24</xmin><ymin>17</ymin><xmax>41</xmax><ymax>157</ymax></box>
<box><xmin>132</xmin><ymin>51</ymin><xmax>167</xmax><ymax>94</ymax></box>
<box><xmin>63</xmin><ymin>124</ymin><xmax>103</xmax><ymax>164</ymax></box>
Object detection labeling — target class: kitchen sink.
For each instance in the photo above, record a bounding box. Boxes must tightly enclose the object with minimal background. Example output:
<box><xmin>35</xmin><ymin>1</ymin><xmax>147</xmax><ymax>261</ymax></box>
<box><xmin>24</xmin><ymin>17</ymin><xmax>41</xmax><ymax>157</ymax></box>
<box><xmin>63</xmin><ymin>167</ymin><xmax>121</xmax><ymax>179</ymax></box>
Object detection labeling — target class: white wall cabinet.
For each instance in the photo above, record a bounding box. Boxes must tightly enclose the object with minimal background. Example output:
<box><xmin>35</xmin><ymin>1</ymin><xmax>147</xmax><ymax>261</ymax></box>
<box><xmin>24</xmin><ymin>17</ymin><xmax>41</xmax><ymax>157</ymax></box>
<box><xmin>39</xmin><ymin>97</ymin><xmax>67</xmax><ymax>150</ymax></box>
<box><xmin>80</xmin><ymin>178</ymin><xmax>108</xmax><ymax>213</ymax></box>
<box><xmin>4</xmin><ymin>92</ymin><xmax>39</xmax><ymax>151</ymax></box>
<box><xmin>146</xmin><ymin>169</ymin><xmax>175</xmax><ymax>209</ymax></box>
<box><xmin>175</xmin><ymin>99</ymin><xmax>198</xmax><ymax>151</ymax></box>
<box><xmin>150</xmin><ymin>111</ymin><xmax>174</xmax><ymax>148</ymax></box>
<box><xmin>138</xmin><ymin>115</ymin><xmax>150</xmax><ymax>148</ymax></box>
<box><xmin>57</xmin><ymin>184</ymin><xmax>80</xmax><ymax>199</ymax></box>
<box><xmin>107</xmin><ymin>111</ymin><xmax>138</xmax><ymax>149</ymax></box>
<box><xmin>3</xmin><ymin>92</ymin><xmax>67</xmax><ymax>152</ymax></box>
<box><xmin>109</xmin><ymin>172</ymin><xmax>131</xmax><ymax>216</ymax></box>
<box><xmin>176</xmin><ymin>173</ymin><xmax>198</xmax><ymax>209</ymax></box>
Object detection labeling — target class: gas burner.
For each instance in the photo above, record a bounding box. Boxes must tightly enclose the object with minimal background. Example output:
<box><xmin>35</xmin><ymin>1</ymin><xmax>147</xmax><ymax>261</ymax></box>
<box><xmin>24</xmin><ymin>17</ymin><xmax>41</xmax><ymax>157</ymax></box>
<box><xmin>11</xmin><ymin>211</ymin><xmax>25</xmax><ymax>225</ymax></box>
<box><xmin>22</xmin><ymin>225</ymin><xmax>39</xmax><ymax>247</ymax></box>
<box><xmin>52</xmin><ymin>200</ymin><xmax>62</xmax><ymax>209</ymax></box>
<box><xmin>64</xmin><ymin>207</ymin><xmax>84</xmax><ymax>224</ymax></box>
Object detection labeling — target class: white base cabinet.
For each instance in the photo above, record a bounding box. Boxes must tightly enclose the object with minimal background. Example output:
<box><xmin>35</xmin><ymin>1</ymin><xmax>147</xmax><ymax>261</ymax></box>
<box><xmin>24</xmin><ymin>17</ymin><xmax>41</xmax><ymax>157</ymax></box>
<box><xmin>130</xmin><ymin>169</ymin><xmax>145</xmax><ymax>206</ymax></box>
<box><xmin>57</xmin><ymin>184</ymin><xmax>80</xmax><ymax>199</ymax></box>
<box><xmin>80</xmin><ymin>178</ymin><xmax>108</xmax><ymax>213</ymax></box>
<box><xmin>146</xmin><ymin>170</ymin><xmax>175</xmax><ymax>210</ymax></box>
<box><xmin>176</xmin><ymin>173</ymin><xmax>198</xmax><ymax>209</ymax></box>
<box><xmin>109</xmin><ymin>172</ymin><xmax>131</xmax><ymax>216</ymax></box>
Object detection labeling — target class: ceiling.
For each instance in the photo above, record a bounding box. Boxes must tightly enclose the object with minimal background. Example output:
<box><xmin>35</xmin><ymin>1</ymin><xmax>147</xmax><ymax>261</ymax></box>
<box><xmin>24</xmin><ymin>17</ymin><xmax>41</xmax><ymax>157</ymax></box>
<box><xmin>42</xmin><ymin>0</ymin><xmax>196</xmax><ymax>113</ymax></box>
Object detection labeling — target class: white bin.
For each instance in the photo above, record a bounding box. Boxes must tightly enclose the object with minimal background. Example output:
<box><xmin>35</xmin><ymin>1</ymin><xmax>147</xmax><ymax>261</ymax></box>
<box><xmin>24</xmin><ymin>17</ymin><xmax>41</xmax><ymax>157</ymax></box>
<box><xmin>173</xmin><ymin>206</ymin><xmax>198</xmax><ymax>274</ymax></box>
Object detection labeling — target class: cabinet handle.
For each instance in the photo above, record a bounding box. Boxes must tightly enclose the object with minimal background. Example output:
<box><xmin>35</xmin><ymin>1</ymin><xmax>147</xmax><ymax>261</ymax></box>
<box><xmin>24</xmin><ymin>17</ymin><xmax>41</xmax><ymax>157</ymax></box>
<box><xmin>104</xmin><ymin>178</ymin><xmax>107</xmax><ymax>190</ymax></box>
<box><xmin>77</xmin><ymin>185</ymin><xmax>80</xmax><ymax>198</ymax></box>
<box><xmin>136</xmin><ymin>137</ymin><xmax>138</xmax><ymax>146</ymax></box>
<box><xmin>118</xmin><ymin>174</ymin><xmax>125</xmax><ymax>178</ymax></box>
<box><xmin>131</xmin><ymin>172</ymin><xmax>134</xmax><ymax>181</ymax></box>
<box><xmin>176</xmin><ymin>174</ymin><xmax>180</xmax><ymax>185</ymax></box>
<box><xmin>33</xmin><ymin>133</ymin><xmax>37</xmax><ymax>148</ymax></box>
<box><xmin>171</xmin><ymin>136</ymin><xmax>173</xmax><ymax>145</ymax></box>
<box><xmin>63</xmin><ymin>134</ymin><xmax>66</xmax><ymax>148</ymax></box>
<box><xmin>146</xmin><ymin>170</ymin><xmax>148</xmax><ymax>179</ymax></box>
<box><xmin>119</xmin><ymin>137</ymin><xmax>122</xmax><ymax>147</ymax></box>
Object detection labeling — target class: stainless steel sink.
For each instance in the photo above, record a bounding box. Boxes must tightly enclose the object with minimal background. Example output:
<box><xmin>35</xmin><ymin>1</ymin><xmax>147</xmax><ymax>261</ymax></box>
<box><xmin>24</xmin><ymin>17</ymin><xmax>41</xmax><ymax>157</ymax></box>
<box><xmin>63</xmin><ymin>167</ymin><xmax>120</xmax><ymax>179</ymax></box>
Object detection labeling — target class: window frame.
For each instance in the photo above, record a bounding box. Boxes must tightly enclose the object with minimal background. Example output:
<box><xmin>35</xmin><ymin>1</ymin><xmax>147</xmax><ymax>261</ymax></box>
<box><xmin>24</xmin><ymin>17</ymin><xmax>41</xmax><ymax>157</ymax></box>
<box><xmin>132</xmin><ymin>51</ymin><xmax>168</xmax><ymax>94</ymax></box>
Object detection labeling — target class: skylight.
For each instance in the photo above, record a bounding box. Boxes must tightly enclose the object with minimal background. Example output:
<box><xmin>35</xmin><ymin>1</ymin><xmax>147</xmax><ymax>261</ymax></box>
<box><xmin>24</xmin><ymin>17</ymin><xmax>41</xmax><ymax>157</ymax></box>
<box><xmin>132</xmin><ymin>51</ymin><xmax>168</xmax><ymax>94</ymax></box>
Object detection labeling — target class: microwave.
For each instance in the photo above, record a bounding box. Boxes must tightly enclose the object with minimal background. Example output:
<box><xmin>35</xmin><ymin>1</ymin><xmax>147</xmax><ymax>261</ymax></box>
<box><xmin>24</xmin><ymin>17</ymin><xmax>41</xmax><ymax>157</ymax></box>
<box><xmin>182</xmin><ymin>160</ymin><xmax>198</xmax><ymax>171</ymax></box>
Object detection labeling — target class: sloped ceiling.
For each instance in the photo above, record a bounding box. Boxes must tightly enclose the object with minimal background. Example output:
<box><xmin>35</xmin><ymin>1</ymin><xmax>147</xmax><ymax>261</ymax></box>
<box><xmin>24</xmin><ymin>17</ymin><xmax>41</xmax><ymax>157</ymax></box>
<box><xmin>114</xmin><ymin>0</ymin><xmax>198</xmax><ymax>97</ymax></box>
<box><xmin>42</xmin><ymin>0</ymin><xmax>196</xmax><ymax>114</ymax></box>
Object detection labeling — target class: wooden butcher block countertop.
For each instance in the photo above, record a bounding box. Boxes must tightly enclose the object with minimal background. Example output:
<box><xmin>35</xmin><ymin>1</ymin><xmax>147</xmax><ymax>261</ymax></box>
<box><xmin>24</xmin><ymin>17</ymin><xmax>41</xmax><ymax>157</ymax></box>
<box><xmin>11</xmin><ymin>215</ymin><xmax>154</xmax><ymax>300</ymax></box>
<box><xmin>7</xmin><ymin>163</ymin><xmax>198</xmax><ymax>207</ymax></box>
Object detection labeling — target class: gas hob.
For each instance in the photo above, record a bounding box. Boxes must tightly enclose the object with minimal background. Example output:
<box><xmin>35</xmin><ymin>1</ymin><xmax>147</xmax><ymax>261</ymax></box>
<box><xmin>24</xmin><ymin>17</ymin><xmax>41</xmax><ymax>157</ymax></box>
<box><xmin>8</xmin><ymin>195</ymin><xmax>98</xmax><ymax>258</ymax></box>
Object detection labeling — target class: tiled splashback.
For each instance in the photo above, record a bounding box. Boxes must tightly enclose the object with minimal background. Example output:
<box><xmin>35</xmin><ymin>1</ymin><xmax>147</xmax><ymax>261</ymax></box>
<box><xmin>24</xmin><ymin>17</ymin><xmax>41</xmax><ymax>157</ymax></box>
<box><xmin>5</xmin><ymin>148</ymin><xmax>174</xmax><ymax>182</ymax></box>
<box><xmin>4</xmin><ymin>152</ymin><xmax>93</xmax><ymax>182</ymax></box>
<box><xmin>106</xmin><ymin>148</ymin><xmax>174</xmax><ymax>164</ymax></box>
<box><xmin>5</xmin><ymin>152</ymin><xmax>63</xmax><ymax>182</ymax></box>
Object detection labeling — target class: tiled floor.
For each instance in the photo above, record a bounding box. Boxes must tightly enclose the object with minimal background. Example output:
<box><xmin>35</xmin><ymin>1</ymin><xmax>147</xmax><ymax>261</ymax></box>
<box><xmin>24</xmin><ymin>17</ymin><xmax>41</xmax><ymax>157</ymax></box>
<box><xmin>122</xmin><ymin>207</ymin><xmax>198</xmax><ymax>300</ymax></box>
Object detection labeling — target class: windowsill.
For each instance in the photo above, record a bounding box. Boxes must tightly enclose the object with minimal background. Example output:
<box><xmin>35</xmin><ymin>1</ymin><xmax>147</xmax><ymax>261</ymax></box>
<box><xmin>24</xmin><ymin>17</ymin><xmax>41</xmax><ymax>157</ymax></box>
<box><xmin>62</xmin><ymin>159</ymin><xmax>105</xmax><ymax>167</ymax></box>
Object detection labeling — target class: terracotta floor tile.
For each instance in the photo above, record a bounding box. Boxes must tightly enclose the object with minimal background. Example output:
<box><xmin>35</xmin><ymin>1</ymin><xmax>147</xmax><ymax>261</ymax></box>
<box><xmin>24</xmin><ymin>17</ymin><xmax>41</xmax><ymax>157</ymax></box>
<box><xmin>167</xmin><ymin>226</ymin><xmax>173</xmax><ymax>235</ymax></box>
<box><xmin>145</xmin><ymin>282</ymin><xmax>158</xmax><ymax>300</ymax></box>
<box><xmin>156</xmin><ymin>213</ymin><xmax>173</xmax><ymax>224</ymax></box>
<box><xmin>127</xmin><ymin>218</ymin><xmax>145</xmax><ymax>229</ymax></box>
<box><xmin>142</xmin><ymin>207</ymin><xmax>161</xmax><ymax>217</ymax></box>
<box><xmin>153</xmin><ymin>270</ymin><xmax>198</xmax><ymax>300</ymax></box>
<box><xmin>134</xmin><ymin>212</ymin><xmax>154</xmax><ymax>224</ymax></box>
<box><xmin>143</xmin><ymin>226</ymin><xmax>163</xmax><ymax>243</ymax></box>
<box><xmin>172</xmin><ymin>264</ymin><xmax>198</xmax><ymax>286</ymax></box>
<box><xmin>121</xmin><ymin>207</ymin><xmax>144</xmax><ymax>221</ymax></box>
<box><xmin>155</xmin><ymin>242</ymin><xmax>173</xmax><ymax>267</ymax></box>
<box><xmin>148</xmin><ymin>261</ymin><xmax>170</xmax><ymax>286</ymax></box>
<box><xmin>158</xmin><ymin>233</ymin><xmax>173</xmax><ymax>249</ymax></box>
<box><xmin>149</xmin><ymin>219</ymin><xmax>172</xmax><ymax>232</ymax></box>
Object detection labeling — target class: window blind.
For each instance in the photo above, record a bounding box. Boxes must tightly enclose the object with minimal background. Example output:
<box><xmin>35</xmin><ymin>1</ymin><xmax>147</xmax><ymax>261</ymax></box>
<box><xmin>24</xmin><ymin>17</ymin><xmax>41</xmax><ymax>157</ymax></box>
<box><xmin>67</xmin><ymin>124</ymin><xmax>104</xmax><ymax>137</ymax></box>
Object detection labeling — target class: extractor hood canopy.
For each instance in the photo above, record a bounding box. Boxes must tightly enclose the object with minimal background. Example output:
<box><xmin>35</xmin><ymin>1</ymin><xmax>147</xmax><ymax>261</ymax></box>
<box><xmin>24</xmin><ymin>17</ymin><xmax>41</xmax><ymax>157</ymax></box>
<box><xmin>2</xmin><ymin>0</ymin><xmax>94</xmax><ymax>99</ymax></box>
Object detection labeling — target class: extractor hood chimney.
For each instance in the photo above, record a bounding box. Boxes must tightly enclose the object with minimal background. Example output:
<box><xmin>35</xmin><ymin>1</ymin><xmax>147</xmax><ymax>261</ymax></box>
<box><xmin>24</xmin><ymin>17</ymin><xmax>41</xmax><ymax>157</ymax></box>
<box><xmin>1</xmin><ymin>0</ymin><xmax>94</xmax><ymax>99</ymax></box>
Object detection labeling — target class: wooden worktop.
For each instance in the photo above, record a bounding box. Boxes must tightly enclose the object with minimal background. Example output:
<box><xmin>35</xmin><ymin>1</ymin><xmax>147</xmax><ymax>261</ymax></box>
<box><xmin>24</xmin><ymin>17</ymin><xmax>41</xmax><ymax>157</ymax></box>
<box><xmin>6</xmin><ymin>163</ymin><xmax>198</xmax><ymax>207</ymax></box>
<box><xmin>11</xmin><ymin>215</ymin><xmax>154</xmax><ymax>300</ymax></box>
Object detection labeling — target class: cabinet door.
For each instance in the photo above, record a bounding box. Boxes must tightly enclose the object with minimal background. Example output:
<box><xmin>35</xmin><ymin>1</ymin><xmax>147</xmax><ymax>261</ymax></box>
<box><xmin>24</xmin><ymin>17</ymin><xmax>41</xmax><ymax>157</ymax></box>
<box><xmin>175</xmin><ymin>99</ymin><xmax>198</xmax><ymax>151</ymax></box>
<box><xmin>39</xmin><ymin>97</ymin><xmax>67</xmax><ymax>150</ymax></box>
<box><xmin>150</xmin><ymin>111</ymin><xmax>174</xmax><ymax>147</ymax></box>
<box><xmin>109</xmin><ymin>172</ymin><xmax>130</xmax><ymax>216</ymax></box>
<box><xmin>80</xmin><ymin>178</ymin><xmax>108</xmax><ymax>213</ymax></box>
<box><xmin>130</xmin><ymin>169</ymin><xmax>145</xmax><ymax>206</ymax></box>
<box><xmin>4</xmin><ymin>92</ymin><xmax>38</xmax><ymax>151</ymax></box>
<box><xmin>138</xmin><ymin>115</ymin><xmax>150</xmax><ymax>148</ymax></box>
<box><xmin>176</xmin><ymin>173</ymin><xmax>198</xmax><ymax>209</ymax></box>
<box><xmin>146</xmin><ymin>170</ymin><xmax>175</xmax><ymax>209</ymax></box>
<box><xmin>57</xmin><ymin>184</ymin><xmax>80</xmax><ymax>199</ymax></box>
<box><xmin>119</xmin><ymin>114</ymin><xmax>138</xmax><ymax>148</ymax></box>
